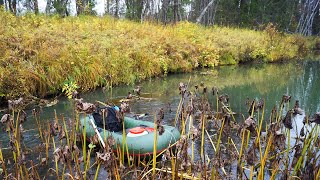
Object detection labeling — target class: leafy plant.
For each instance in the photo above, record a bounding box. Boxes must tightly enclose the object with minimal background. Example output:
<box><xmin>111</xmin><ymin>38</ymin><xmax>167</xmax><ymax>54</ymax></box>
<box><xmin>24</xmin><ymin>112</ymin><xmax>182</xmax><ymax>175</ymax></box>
<box><xmin>62</xmin><ymin>79</ymin><xmax>79</xmax><ymax>99</ymax></box>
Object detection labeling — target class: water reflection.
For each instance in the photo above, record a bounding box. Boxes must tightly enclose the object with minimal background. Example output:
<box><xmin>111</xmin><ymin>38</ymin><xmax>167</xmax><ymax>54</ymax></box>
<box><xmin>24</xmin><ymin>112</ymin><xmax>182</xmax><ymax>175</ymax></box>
<box><xmin>1</xmin><ymin>60</ymin><xmax>320</xmax><ymax>168</ymax></box>
<box><xmin>1</xmin><ymin>62</ymin><xmax>319</xmax><ymax>132</ymax></box>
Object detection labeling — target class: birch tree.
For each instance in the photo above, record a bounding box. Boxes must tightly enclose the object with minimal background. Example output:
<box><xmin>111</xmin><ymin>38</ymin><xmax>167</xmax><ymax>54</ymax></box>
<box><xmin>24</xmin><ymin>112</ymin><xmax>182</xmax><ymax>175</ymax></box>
<box><xmin>296</xmin><ymin>0</ymin><xmax>320</xmax><ymax>35</ymax></box>
<box><xmin>196</xmin><ymin>0</ymin><xmax>215</xmax><ymax>24</ymax></box>
<box><xmin>161</xmin><ymin>0</ymin><xmax>169</xmax><ymax>23</ymax></box>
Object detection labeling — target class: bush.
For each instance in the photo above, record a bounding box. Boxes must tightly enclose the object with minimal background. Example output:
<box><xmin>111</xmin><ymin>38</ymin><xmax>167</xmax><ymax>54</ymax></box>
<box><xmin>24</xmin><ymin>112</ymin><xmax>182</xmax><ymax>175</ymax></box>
<box><xmin>0</xmin><ymin>11</ymin><xmax>314</xmax><ymax>99</ymax></box>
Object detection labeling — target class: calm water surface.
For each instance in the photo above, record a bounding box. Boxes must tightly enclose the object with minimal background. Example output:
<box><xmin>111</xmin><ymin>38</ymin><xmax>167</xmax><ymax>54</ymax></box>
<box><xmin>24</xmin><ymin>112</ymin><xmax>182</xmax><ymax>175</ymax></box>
<box><xmin>1</xmin><ymin>60</ymin><xmax>320</xmax><ymax>177</ymax></box>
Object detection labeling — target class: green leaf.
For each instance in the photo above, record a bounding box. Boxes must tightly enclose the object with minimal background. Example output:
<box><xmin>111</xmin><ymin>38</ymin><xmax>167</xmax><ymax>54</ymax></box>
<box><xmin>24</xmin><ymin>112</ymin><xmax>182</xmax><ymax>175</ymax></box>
<box><xmin>88</xmin><ymin>143</ymin><xmax>96</xmax><ymax>149</ymax></box>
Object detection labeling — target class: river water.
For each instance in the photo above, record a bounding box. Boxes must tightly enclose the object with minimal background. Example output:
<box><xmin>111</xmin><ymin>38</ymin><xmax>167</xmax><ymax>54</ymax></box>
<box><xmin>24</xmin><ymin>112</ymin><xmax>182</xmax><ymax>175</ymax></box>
<box><xmin>1</xmin><ymin>60</ymin><xmax>320</xmax><ymax>177</ymax></box>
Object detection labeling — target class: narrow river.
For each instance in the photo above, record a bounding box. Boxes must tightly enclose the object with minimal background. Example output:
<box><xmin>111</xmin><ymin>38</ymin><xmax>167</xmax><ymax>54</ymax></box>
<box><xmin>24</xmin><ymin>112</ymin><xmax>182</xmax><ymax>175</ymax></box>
<box><xmin>1</xmin><ymin>60</ymin><xmax>320</xmax><ymax>178</ymax></box>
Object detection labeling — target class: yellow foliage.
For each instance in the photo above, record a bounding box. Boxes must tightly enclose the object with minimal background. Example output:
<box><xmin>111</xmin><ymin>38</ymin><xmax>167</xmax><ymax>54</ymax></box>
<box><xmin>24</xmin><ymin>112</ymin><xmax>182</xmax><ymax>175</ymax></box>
<box><xmin>0</xmin><ymin>11</ymin><xmax>316</xmax><ymax>98</ymax></box>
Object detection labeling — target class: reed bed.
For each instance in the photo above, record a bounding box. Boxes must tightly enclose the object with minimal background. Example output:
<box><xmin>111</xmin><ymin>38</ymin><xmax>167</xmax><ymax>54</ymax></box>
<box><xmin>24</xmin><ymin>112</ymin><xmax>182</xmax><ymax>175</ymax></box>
<box><xmin>0</xmin><ymin>80</ymin><xmax>320</xmax><ymax>179</ymax></box>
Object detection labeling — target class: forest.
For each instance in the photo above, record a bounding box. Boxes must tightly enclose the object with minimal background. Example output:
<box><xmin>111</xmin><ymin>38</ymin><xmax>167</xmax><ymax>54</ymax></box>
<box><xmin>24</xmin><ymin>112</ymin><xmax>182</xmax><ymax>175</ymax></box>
<box><xmin>1</xmin><ymin>0</ymin><xmax>320</xmax><ymax>36</ymax></box>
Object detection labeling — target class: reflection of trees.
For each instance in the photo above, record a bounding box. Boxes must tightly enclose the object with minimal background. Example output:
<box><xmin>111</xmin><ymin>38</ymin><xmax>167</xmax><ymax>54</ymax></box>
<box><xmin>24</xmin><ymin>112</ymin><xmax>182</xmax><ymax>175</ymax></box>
<box><xmin>289</xmin><ymin>61</ymin><xmax>320</xmax><ymax>113</ymax></box>
<box><xmin>141</xmin><ymin>62</ymin><xmax>314</xmax><ymax>119</ymax></box>
<box><xmin>141</xmin><ymin>62</ymin><xmax>303</xmax><ymax>100</ymax></box>
<box><xmin>70</xmin><ymin>61</ymin><xmax>320</xmax><ymax>121</ymax></box>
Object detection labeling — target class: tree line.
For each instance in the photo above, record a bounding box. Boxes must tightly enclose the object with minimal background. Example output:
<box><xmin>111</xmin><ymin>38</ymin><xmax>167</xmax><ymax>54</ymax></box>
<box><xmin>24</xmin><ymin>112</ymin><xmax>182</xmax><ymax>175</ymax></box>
<box><xmin>1</xmin><ymin>0</ymin><xmax>320</xmax><ymax>36</ymax></box>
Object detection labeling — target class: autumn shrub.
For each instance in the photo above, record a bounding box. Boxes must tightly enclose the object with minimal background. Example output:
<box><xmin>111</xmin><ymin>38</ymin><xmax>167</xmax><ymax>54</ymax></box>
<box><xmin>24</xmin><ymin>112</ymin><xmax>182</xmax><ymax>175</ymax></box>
<box><xmin>0</xmin><ymin>10</ymin><xmax>315</xmax><ymax>100</ymax></box>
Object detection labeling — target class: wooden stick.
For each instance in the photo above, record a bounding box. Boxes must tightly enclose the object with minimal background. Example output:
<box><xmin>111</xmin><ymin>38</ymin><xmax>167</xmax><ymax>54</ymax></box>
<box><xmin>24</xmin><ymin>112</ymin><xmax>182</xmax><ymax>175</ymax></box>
<box><xmin>88</xmin><ymin>116</ymin><xmax>106</xmax><ymax>148</ymax></box>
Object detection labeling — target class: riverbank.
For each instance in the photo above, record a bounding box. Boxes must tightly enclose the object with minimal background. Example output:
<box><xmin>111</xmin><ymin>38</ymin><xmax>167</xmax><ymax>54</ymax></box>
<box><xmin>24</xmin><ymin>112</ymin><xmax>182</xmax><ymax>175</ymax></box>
<box><xmin>0</xmin><ymin>10</ymin><xmax>319</xmax><ymax>102</ymax></box>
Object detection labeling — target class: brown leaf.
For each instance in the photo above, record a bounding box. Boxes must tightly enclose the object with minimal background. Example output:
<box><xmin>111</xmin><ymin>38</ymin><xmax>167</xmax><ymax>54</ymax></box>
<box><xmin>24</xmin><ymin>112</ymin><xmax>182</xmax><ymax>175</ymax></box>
<box><xmin>75</xmin><ymin>99</ymin><xmax>96</xmax><ymax>114</ymax></box>
<box><xmin>73</xmin><ymin>144</ymin><xmax>80</xmax><ymax>156</ymax></box>
<box><xmin>63</xmin><ymin>146</ymin><xmax>72</xmax><ymax>162</ymax></box>
<box><xmin>59</xmin><ymin>129</ymin><xmax>66</xmax><ymax>140</ymax></box>
<box><xmin>244</xmin><ymin>116</ymin><xmax>257</xmax><ymax>135</ymax></box>
<box><xmin>90</xmin><ymin>134</ymin><xmax>100</xmax><ymax>145</ymax></box>
<box><xmin>291</xmin><ymin>144</ymin><xmax>302</xmax><ymax>167</ymax></box>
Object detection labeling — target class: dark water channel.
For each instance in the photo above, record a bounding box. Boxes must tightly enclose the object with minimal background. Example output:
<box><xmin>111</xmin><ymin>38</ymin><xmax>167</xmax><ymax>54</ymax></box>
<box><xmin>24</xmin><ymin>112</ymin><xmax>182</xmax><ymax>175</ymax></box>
<box><xmin>1</xmin><ymin>60</ymin><xmax>320</xmax><ymax>178</ymax></box>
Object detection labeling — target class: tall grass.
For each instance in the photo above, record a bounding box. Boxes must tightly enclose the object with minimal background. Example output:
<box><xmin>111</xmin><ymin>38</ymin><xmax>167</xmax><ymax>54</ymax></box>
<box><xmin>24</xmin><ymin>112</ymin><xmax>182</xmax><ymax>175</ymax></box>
<box><xmin>0</xmin><ymin>9</ymin><xmax>318</xmax><ymax>100</ymax></box>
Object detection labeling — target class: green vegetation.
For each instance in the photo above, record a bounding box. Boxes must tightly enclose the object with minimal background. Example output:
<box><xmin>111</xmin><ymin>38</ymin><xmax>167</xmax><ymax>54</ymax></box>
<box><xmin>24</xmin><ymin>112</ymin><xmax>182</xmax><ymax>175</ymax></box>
<box><xmin>0</xmin><ymin>10</ymin><xmax>318</xmax><ymax>100</ymax></box>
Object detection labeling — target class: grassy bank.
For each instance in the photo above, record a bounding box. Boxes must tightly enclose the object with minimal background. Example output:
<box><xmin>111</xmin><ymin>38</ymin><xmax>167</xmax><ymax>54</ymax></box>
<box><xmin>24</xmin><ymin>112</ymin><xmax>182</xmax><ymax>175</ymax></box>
<box><xmin>0</xmin><ymin>10</ymin><xmax>319</xmax><ymax>100</ymax></box>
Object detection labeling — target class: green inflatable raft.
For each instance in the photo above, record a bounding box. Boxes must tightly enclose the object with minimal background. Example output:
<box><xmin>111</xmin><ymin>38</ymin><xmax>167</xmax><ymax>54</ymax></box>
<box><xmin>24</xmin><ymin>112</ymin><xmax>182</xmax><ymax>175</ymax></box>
<box><xmin>80</xmin><ymin>115</ymin><xmax>181</xmax><ymax>156</ymax></box>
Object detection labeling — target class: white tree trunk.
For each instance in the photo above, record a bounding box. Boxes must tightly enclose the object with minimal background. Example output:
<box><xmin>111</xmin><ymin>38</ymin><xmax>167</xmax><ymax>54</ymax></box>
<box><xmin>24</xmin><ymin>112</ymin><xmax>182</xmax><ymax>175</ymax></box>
<box><xmin>296</xmin><ymin>0</ymin><xmax>320</xmax><ymax>35</ymax></box>
<box><xmin>196</xmin><ymin>0</ymin><xmax>215</xmax><ymax>24</ymax></box>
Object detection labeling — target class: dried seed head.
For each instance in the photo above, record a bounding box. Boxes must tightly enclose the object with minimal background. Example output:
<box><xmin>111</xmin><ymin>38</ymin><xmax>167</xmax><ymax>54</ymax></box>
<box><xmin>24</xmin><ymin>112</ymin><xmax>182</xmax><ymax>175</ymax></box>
<box><xmin>133</xmin><ymin>86</ymin><xmax>141</xmax><ymax>96</ymax></box>
<box><xmin>50</xmin><ymin>123</ymin><xmax>57</xmax><ymax>136</ymax></box>
<box><xmin>72</xmin><ymin>90</ymin><xmax>79</xmax><ymax>99</ymax></box>
<box><xmin>126</xmin><ymin>92</ymin><xmax>133</xmax><ymax>99</ymax></box>
<box><xmin>218</xmin><ymin>94</ymin><xmax>229</xmax><ymax>104</ymax></box>
<box><xmin>120</xmin><ymin>101</ymin><xmax>130</xmax><ymax>113</ymax></box>
<box><xmin>157</xmin><ymin>108</ymin><xmax>164</xmax><ymax>120</ymax></box>
<box><xmin>158</xmin><ymin>125</ymin><xmax>165</xmax><ymax>135</ymax></box>
<box><xmin>90</xmin><ymin>134</ymin><xmax>100</xmax><ymax>145</ymax></box>
<box><xmin>212</xmin><ymin>87</ymin><xmax>219</xmax><ymax>96</ymax></box>
<box><xmin>162</xmin><ymin>149</ymin><xmax>171</xmax><ymax>162</ymax></box>
<box><xmin>311</xmin><ymin>112</ymin><xmax>320</xmax><ymax>124</ymax></box>
<box><xmin>1</xmin><ymin>114</ymin><xmax>11</xmax><ymax>124</ymax></box>
<box><xmin>281</xmin><ymin>94</ymin><xmax>291</xmax><ymax>104</ymax></box>
<box><xmin>179</xmin><ymin>82</ymin><xmax>186</xmax><ymax>95</ymax></box>
<box><xmin>190</xmin><ymin>126</ymin><xmax>200</xmax><ymax>141</ymax></box>
<box><xmin>248</xmin><ymin>100</ymin><xmax>257</xmax><ymax>115</ymax></box>
<box><xmin>244</xmin><ymin>116</ymin><xmax>257</xmax><ymax>135</ymax></box>
<box><xmin>300</xmin><ymin>126</ymin><xmax>305</xmax><ymax>137</ymax></box>
<box><xmin>283</xmin><ymin>110</ymin><xmax>293</xmax><ymax>129</ymax></box>
<box><xmin>257</xmin><ymin>99</ymin><xmax>264</xmax><ymax>110</ymax></box>
<box><xmin>107</xmin><ymin>136</ymin><xmax>115</xmax><ymax>147</ymax></box>
<box><xmin>96</xmin><ymin>152</ymin><xmax>110</xmax><ymax>162</ymax></box>
<box><xmin>203</xmin><ymin>86</ymin><xmax>207</xmax><ymax>94</ymax></box>
<box><xmin>8</xmin><ymin>97</ymin><xmax>24</xmax><ymax>110</ymax></box>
